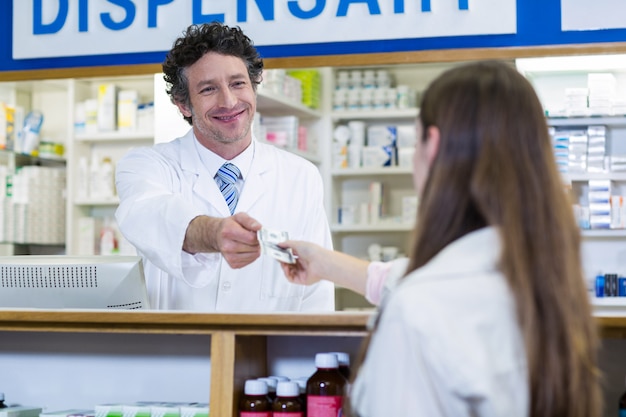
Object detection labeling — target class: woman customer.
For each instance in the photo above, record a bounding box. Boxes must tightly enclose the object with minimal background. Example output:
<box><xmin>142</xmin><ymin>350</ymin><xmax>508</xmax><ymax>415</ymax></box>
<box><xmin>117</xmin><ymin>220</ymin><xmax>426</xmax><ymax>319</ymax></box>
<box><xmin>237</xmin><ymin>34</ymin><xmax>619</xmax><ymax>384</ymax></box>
<box><xmin>280</xmin><ymin>60</ymin><xmax>602</xmax><ymax>417</ymax></box>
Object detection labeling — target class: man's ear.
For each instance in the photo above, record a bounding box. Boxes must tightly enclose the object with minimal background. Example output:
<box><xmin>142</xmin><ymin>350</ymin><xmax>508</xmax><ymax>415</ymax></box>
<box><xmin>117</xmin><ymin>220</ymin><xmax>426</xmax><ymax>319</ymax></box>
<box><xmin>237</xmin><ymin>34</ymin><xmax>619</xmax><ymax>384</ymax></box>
<box><xmin>425</xmin><ymin>126</ymin><xmax>440</xmax><ymax>165</ymax></box>
<box><xmin>176</xmin><ymin>101</ymin><xmax>192</xmax><ymax>119</ymax></box>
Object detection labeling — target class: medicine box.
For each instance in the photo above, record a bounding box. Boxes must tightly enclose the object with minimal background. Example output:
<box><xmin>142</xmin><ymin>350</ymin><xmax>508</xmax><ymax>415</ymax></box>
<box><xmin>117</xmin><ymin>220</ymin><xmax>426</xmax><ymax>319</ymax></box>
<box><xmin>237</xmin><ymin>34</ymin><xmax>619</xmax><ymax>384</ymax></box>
<box><xmin>179</xmin><ymin>404</ymin><xmax>209</xmax><ymax>417</ymax></box>
<box><xmin>40</xmin><ymin>410</ymin><xmax>94</xmax><ymax>417</ymax></box>
<box><xmin>97</xmin><ymin>83</ymin><xmax>119</xmax><ymax>132</ymax></box>
<box><xmin>94</xmin><ymin>403</ymin><xmax>123</xmax><ymax>417</ymax></box>
<box><xmin>0</xmin><ymin>406</ymin><xmax>42</xmax><ymax>417</ymax></box>
<box><xmin>117</xmin><ymin>90</ymin><xmax>139</xmax><ymax>131</ymax></box>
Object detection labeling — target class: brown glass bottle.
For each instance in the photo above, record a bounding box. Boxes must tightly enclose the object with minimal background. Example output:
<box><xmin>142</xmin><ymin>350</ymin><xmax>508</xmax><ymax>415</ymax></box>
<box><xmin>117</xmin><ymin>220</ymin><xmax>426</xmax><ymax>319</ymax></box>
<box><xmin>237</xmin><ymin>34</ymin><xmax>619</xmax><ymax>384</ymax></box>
<box><xmin>240</xmin><ymin>379</ymin><xmax>272</xmax><ymax>417</ymax></box>
<box><xmin>329</xmin><ymin>352</ymin><xmax>351</xmax><ymax>380</ymax></box>
<box><xmin>273</xmin><ymin>381</ymin><xmax>303</xmax><ymax>416</ymax></box>
<box><xmin>306</xmin><ymin>353</ymin><xmax>346</xmax><ymax>417</ymax></box>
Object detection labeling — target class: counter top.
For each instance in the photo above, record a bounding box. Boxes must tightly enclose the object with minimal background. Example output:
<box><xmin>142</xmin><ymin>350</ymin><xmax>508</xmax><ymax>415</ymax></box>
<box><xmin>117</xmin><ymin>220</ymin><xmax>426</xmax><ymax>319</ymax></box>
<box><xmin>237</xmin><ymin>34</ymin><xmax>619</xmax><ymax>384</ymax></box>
<box><xmin>1</xmin><ymin>309</ymin><xmax>624</xmax><ymax>338</ymax></box>
<box><xmin>0</xmin><ymin>309</ymin><xmax>372</xmax><ymax>335</ymax></box>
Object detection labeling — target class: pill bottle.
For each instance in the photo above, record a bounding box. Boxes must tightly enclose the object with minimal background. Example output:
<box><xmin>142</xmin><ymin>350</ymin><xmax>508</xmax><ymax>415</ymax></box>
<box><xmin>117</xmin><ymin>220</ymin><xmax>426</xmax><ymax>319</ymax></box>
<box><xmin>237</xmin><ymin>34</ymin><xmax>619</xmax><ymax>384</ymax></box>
<box><xmin>329</xmin><ymin>352</ymin><xmax>351</xmax><ymax>380</ymax></box>
<box><xmin>293</xmin><ymin>378</ymin><xmax>308</xmax><ymax>413</ymax></box>
<box><xmin>258</xmin><ymin>377</ymin><xmax>278</xmax><ymax>402</ymax></box>
<box><xmin>0</xmin><ymin>392</ymin><xmax>6</xmax><ymax>408</ymax></box>
<box><xmin>240</xmin><ymin>379</ymin><xmax>271</xmax><ymax>417</ymax></box>
<box><xmin>306</xmin><ymin>353</ymin><xmax>346</xmax><ymax>417</ymax></box>
<box><xmin>273</xmin><ymin>381</ymin><xmax>303</xmax><ymax>416</ymax></box>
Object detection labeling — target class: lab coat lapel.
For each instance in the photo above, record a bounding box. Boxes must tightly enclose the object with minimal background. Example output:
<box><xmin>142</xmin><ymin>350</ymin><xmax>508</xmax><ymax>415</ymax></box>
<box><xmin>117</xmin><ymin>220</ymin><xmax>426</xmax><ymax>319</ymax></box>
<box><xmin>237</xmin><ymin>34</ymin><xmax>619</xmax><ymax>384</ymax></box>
<box><xmin>237</xmin><ymin>143</ymin><xmax>270</xmax><ymax>212</ymax></box>
<box><xmin>180</xmin><ymin>134</ymin><xmax>231</xmax><ymax>217</ymax></box>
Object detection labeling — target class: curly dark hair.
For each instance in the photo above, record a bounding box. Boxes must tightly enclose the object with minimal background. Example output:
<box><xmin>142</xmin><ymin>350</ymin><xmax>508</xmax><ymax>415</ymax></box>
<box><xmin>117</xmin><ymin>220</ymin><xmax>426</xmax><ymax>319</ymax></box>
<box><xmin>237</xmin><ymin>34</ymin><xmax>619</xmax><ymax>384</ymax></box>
<box><xmin>162</xmin><ymin>22</ymin><xmax>264</xmax><ymax>125</ymax></box>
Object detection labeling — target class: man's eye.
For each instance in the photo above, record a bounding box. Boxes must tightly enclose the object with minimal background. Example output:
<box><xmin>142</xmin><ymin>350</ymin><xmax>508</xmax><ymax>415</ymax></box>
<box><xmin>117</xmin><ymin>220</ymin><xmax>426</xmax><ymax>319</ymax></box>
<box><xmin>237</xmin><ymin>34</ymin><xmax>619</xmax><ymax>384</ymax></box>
<box><xmin>201</xmin><ymin>86</ymin><xmax>216</xmax><ymax>94</ymax></box>
<box><xmin>233</xmin><ymin>81</ymin><xmax>246</xmax><ymax>88</ymax></box>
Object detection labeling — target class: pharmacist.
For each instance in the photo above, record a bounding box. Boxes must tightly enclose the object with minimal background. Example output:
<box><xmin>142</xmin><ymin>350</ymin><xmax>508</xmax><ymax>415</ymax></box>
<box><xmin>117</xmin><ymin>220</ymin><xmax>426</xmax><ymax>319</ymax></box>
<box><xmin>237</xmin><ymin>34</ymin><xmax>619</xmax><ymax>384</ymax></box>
<box><xmin>114</xmin><ymin>22</ymin><xmax>334</xmax><ymax>312</ymax></box>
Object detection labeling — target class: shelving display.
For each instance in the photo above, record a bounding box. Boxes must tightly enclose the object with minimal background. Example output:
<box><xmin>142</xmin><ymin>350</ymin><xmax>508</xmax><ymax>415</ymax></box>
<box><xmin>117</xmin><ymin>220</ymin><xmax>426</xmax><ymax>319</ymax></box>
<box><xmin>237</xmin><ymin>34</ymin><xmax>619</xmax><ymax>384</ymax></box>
<box><xmin>519</xmin><ymin>56</ymin><xmax>626</xmax><ymax>313</ymax></box>
<box><xmin>0</xmin><ymin>311</ymin><xmax>369</xmax><ymax>415</ymax></box>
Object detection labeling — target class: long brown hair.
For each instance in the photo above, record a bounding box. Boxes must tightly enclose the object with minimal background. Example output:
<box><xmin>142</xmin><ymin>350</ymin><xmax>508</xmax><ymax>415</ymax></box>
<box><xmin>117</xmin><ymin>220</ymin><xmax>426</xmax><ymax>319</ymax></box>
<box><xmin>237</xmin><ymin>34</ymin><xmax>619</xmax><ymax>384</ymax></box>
<box><xmin>400</xmin><ymin>60</ymin><xmax>601</xmax><ymax>417</ymax></box>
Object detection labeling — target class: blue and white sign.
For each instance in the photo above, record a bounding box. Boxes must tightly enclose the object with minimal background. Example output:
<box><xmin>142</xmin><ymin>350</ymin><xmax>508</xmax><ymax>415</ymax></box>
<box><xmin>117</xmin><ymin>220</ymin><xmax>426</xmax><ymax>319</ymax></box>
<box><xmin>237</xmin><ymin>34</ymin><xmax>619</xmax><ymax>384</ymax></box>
<box><xmin>13</xmin><ymin>0</ymin><xmax>517</xmax><ymax>60</ymax></box>
<box><xmin>4</xmin><ymin>1</ymin><xmax>626</xmax><ymax>73</ymax></box>
<box><xmin>561</xmin><ymin>0</ymin><xmax>626</xmax><ymax>31</ymax></box>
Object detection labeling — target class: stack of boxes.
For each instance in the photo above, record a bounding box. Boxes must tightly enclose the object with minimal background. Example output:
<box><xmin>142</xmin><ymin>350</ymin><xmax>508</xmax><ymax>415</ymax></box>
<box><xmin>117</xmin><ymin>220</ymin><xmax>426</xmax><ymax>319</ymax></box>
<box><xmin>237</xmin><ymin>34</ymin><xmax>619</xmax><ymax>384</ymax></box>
<box><xmin>587</xmin><ymin>179</ymin><xmax>613</xmax><ymax>229</ymax></box>
<box><xmin>587</xmin><ymin>73</ymin><xmax>617</xmax><ymax>116</ymax></box>
<box><xmin>75</xmin><ymin>84</ymin><xmax>151</xmax><ymax>135</ymax></box>
<box><xmin>0</xmin><ymin>165</ymin><xmax>66</xmax><ymax>244</ymax></box>
<box><xmin>287</xmin><ymin>69</ymin><xmax>321</xmax><ymax>109</ymax></box>
<box><xmin>95</xmin><ymin>402</ymin><xmax>208</xmax><ymax>417</ymax></box>
<box><xmin>258</xmin><ymin>69</ymin><xmax>302</xmax><ymax>104</ymax></box>
<box><xmin>333</xmin><ymin>121</ymin><xmax>417</xmax><ymax>169</ymax></box>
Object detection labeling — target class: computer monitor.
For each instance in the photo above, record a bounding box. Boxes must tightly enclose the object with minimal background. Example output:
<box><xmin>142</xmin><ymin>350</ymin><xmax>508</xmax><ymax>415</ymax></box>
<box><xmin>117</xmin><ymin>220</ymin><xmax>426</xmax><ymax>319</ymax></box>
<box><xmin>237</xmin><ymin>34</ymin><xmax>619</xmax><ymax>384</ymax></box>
<box><xmin>0</xmin><ymin>255</ymin><xmax>151</xmax><ymax>309</ymax></box>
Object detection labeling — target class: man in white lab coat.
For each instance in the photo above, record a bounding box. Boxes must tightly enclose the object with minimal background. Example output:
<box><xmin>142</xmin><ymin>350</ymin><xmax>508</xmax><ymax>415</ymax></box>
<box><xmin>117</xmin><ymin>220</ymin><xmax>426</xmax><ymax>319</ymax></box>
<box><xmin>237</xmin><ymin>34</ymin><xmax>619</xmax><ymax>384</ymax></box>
<box><xmin>114</xmin><ymin>22</ymin><xmax>334</xmax><ymax>312</ymax></box>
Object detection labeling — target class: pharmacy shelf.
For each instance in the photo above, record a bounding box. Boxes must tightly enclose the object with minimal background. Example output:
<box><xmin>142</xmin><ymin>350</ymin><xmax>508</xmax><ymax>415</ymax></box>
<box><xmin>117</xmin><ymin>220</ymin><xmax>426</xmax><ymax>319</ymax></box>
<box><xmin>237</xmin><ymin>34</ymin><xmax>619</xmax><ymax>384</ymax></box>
<box><xmin>331</xmin><ymin>222</ymin><xmax>414</xmax><ymax>233</ymax></box>
<box><xmin>256</xmin><ymin>90</ymin><xmax>321</xmax><ymax>118</ymax></box>
<box><xmin>548</xmin><ymin>115</ymin><xmax>626</xmax><ymax>127</ymax></box>
<box><xmin>331</xmin><ymin>107</ymin><xmax>419</xmax><ymax>121</ymax></box>
<box><xmin>331</xmin><ymin>166</ymin><xmax>413</xmax><ymax>177</ymax></box>
<box><xmin>0</xmin><ymin>310</ymin><xmax>369</xmax><ymax>414</ymax></box>
<box><xmin>74</xmin><ymin>130</ymin><xmax>155</xmax><ymax>142</ymax></box>
<box><xmin>581</xmin><ymin>229</ymin><xmax>626</xmax><ymax>238</ymax></box>
<box><xmin>73</xmin><ymin>197</ymin><xmax>120</xmax><ymax>206</ymax></box>
<box><xmin>566</xmin><ymin>172</ymin><xmax>626</xmax><ymax>182</ymax></box>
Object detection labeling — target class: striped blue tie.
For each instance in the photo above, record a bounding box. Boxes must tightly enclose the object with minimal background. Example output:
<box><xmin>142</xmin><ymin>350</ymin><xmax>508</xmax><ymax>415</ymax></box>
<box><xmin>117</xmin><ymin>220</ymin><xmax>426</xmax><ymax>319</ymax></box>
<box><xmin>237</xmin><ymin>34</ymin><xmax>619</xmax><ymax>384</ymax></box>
<box><xmin>215</xmin><ymin>163</ymin><xmax>241</xmax><ymax>215</ymax></box>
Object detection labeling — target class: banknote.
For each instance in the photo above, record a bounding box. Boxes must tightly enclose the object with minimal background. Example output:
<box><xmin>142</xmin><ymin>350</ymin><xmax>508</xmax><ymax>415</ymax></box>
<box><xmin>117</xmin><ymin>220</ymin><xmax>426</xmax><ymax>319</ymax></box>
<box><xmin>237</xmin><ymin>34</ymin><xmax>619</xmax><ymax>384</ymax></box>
<box><xmin>257</xmin><ymin>228</ymin><xmax>297</xmax><ymax>264</ymax></box>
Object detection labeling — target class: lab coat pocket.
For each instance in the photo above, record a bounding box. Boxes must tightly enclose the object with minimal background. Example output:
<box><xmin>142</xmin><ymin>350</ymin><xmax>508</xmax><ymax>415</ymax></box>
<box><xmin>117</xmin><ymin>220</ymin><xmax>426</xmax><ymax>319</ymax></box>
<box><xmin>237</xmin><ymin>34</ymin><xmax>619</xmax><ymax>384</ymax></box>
<box><xmin>180</xmin><ymin>251</ymin><xmax>220</xmax><ymax>288</ymax></box>
<box><xmin>260</xmin><ymin>256</ymin><xmax>304</xmax><ymax>299</ymax></box>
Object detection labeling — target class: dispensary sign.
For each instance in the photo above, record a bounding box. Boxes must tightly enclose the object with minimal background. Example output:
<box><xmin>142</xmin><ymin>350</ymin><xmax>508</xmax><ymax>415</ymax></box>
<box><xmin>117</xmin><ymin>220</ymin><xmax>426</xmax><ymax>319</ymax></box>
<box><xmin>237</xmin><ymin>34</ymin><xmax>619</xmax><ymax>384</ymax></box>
<box><xmin>12</xmin><ymin>0</ymin><xmax>516</xmax><ymax>59</ymax></box>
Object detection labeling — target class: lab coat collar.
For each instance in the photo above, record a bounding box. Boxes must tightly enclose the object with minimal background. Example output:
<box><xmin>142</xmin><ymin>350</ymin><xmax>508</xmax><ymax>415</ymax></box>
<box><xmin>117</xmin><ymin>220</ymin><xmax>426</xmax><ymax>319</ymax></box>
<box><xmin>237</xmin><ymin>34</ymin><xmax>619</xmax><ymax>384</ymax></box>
<box><xmin>178</xmin><ymin>130</ymin><xmax>271</xmax><ymax>216</ymax></box>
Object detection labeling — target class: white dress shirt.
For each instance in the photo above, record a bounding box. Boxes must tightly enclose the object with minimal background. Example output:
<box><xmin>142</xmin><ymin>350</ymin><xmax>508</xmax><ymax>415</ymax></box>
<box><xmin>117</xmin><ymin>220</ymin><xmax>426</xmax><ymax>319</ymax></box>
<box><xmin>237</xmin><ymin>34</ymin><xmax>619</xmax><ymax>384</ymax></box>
<box><xmin>351</xmin><ymin>227</ymin><xmax>528</xmax><ymax>416</ymax></box>
<box><xmin>115</xmin><ymin>129</ymin><xmax>335</xmax><ymax>312</ymax></box>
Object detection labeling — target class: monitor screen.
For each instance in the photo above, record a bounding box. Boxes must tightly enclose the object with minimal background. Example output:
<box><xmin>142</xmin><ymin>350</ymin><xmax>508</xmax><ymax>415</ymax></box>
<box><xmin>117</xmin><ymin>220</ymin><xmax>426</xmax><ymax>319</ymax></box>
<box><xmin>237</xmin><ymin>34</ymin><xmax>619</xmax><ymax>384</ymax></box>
<box><xmin>0</xmin><ymin>255</ymin><xmax>151</xmax><ymax>310</ymax></box>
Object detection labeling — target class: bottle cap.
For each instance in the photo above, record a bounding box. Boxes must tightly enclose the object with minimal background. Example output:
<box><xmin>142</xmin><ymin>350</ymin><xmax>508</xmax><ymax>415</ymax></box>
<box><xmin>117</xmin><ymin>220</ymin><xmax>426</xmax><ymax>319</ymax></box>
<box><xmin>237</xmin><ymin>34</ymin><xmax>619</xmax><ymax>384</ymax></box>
<box><xmin>329</xmin><ymin>352</ymin><xmax>350</xmax><ymax>366</ymax></box>
<box><xmin>244</xmin><ymin>379</ymin><xmax>268</xmax><ymax>396</ymax></box>
<box><xmin>315</xmin><ymin>352</ymin><xmax>339</xmax><ymax>369</ymax></box>
<box><xmin>276</xmin><ymin>381</ymin><xmax>300</xmax><ymax>397</ymax></box>
<box><xmin>293</xmin><ymin>378</ymin><xmax>307</xmax><ymax>394</ymax></box>
<box><xmin>268</xmin><ymin>375</ymin><xmax>289</xmax><ymax>382</ymax></box>
<box><xmin>257</xmin><ymin>377</ymin><xmax>277</xmax><ymax>392</ymax></box>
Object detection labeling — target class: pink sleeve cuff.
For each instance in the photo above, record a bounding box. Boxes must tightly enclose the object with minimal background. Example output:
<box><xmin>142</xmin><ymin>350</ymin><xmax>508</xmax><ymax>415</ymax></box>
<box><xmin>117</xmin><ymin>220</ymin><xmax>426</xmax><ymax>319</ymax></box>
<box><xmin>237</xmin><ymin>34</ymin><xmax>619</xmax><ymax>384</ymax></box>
<box><xmin>365</xmin><ymin>261</ymin><xmax>392</xmax><ymax>306</ymax></box>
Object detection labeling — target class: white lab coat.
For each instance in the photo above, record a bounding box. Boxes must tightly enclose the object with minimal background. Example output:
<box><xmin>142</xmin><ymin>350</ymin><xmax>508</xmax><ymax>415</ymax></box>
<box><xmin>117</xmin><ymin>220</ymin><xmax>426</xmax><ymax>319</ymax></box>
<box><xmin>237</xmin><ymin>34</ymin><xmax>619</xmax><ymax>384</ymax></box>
<box><xmin>351</xmin><ymin>227</ymin><xmax>528</xmax><ymax>417</ymax></box>
<box><xmin>115</xmin><ymin>129</ymin><xmax>335</xmax><ymax>312</ymax></box>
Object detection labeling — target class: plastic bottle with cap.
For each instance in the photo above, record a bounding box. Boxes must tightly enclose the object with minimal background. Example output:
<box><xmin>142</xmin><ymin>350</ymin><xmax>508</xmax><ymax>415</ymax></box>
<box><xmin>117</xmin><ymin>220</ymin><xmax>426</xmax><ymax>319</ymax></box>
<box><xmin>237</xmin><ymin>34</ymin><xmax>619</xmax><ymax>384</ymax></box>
<box><xmin>240</xmin><ymin>379</ymin><xmax>271</xmax><ymax>417</ymax></box>
<box><xmin>306</xmin><ymin>353</ymin><xmax>346</xmax><ymax>417</ymax></box>
<box><xmin>257</xmin><ymin>377</ymin><xmax>278</xmax><ymax>403</ymax></box>
<box><xmin>329</xmin><ymin>352</ymin><xmax>351</xmax><ymax>380</ymax></box>
<box><xmin>0</xmin><ymin>392</ymin><xmax>6</xmax><ymax>408</ymax></box>
<box><xmin>273</xmin><ymin>381</ymin><xmax>303</xmax><ymax>416</ymax></box>
<box><xmin>293</xmin><ymin>377</ymin><xmax>308</xmax><ymax>413</ymax></box>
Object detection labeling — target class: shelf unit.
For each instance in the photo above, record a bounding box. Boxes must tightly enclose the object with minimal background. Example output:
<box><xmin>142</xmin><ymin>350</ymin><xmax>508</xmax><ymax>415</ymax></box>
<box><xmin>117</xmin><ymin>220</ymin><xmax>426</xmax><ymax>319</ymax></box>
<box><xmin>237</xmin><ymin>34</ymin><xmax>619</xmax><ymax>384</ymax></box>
<box><xmin>1</xmin><ymin>309</ymin><xmax>626</xmax><ymax>416</ymax></box>
<box><xmin>0</xmin><ymin>310</ymin><xmax>369</xmax><ymax>415</ymax></box>
<box><xmin>517</xmin><ymin>53</ymin><xmax>626</xmax><ymax>318</ymax></box>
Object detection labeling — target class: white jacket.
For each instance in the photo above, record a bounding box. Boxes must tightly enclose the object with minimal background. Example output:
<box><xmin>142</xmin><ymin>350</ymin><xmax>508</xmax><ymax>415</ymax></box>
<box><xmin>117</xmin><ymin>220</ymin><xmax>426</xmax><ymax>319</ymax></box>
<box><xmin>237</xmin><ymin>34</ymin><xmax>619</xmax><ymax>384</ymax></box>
<box><xmin>115</xmin><ymin>129</ymin><xmax>335</xmax><ymax>312</ymax></box>
<box><xmin>351</xmin><ymin>227</ymin><xmax>528</xmax><ymax>417</ymax></box>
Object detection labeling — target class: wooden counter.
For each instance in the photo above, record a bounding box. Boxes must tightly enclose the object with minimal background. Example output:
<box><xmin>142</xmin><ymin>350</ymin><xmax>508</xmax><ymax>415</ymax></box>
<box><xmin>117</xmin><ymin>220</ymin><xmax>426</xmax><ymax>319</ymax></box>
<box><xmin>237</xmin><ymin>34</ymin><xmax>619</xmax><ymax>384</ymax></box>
<box><xmin>1</xmin><ymin>309</ymin><xmax>623</xmax><ymax>415</ymax></box>
<box><xmin>0</xmin><ymin>310</ymin><xmax>369</xmax><ymax>416</ymax></box>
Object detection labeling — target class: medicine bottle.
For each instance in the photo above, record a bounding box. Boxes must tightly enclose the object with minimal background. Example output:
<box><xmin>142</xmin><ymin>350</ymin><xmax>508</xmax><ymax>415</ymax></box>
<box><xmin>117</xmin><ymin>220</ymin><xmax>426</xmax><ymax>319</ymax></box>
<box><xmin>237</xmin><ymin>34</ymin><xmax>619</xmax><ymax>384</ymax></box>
<box><xmin>257</xmin><ymin>377</ymin><xmax>278</xmax><ymax>403</ymax></box>
<box><xmin>306</xmin><ymin>353</ymin><xmax>346</xmax><ymax>417</ymax></box>
<box><xmin>273</xmin><ymin>381</ymin><xmax>303</xmax><ymax>416</ymax></box>
<box><xmin>293</xmin><ymin>378</ymin><xmax>308</xmax><ymax>413</ymax></box>
<box><xmin>0</xmin><ymin>392</ymin><xmax>6</xmax><ymax>408</ymax></box>
<box><xmin>329</xmin><ymin>352</ymin><xmax>351</xmax><ymax>380</ymax></box>
<box><xmin>240</xmin><ymin>379</ymin><xmax>271</xmax><ymax>417</ymax></box>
